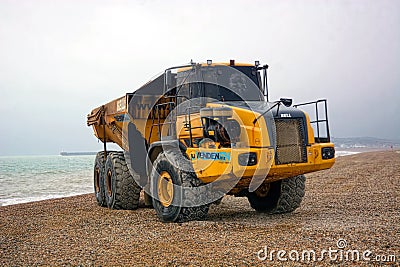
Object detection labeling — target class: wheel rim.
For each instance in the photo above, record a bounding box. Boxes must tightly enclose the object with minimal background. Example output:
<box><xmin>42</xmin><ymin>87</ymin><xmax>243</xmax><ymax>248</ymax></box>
<box><xmin>255</xmin><ymin>183</ymin><xmax>270</xmax><ymax>198</ymax></box>
<box><xmin>106</xmin><ymin>169</ymin><xmax>113</xmax><ymax>197</ymax></box>
<box><xmin>158</xmin><ymin>171</ymin><xmax>174</xmax><ymax>207</ymax></box>
<box><xmin>94</xmin><ymin>167</ymin><xmax>101</xmax><ymax>193</ymax></box>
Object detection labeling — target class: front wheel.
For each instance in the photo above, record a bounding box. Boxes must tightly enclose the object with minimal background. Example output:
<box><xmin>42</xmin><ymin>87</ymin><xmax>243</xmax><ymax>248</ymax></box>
<box><xmin>150</xmin><ymin>151</ymin><xmax>209</xmax><ymax>222</ymax></box>
<box><xmin>247</xmin><ymin>175</ymin><xmax>306</xmax><ymax>214</ymax></box>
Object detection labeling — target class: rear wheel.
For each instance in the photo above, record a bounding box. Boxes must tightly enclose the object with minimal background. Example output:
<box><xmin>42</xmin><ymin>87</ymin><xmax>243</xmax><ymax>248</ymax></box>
<box><xmin>104</xmin><ymin>152</ymin><xmax>141</xmax><ymax>210</ymax></box>
<box><xmin>94</xmin><ymin>152</ymin><xmax>107</xmax><ymax>207</ymax></box>
<box><xmin>150</xmin><ymin>151</ymin><xmax>209</xmax><ymax>222</ymax></box>
<box><xmin>94</xmin><ymin>151</ymin><xmax>116</xmax><ymax>206</ymax></box>
<box><xmin>247</xmin><ymin>175</ymin><xmax>306</xmax><ymax>213</ymax></box>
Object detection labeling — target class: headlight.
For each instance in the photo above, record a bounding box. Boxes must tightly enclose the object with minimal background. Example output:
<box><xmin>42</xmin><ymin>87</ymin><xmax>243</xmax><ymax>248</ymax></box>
<box><xmin>238</xmin><ymin>152</ymin><xmax>257</xmax><ymax>166</ymax></box>
<box><xmin>322</xmin><ymin>147</ymin><xmax>335</xmax><ymax>159</ymax></box>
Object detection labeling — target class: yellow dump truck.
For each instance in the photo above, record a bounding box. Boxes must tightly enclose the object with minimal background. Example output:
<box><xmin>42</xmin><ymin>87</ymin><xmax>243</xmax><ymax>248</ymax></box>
<box><xmin>87</xmin><ymin>60</ymin><xmax>335</xmax><ymax>222</ymax></box>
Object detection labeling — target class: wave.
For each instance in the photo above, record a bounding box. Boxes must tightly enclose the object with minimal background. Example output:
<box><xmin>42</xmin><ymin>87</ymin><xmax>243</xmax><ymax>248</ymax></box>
<box><xmin>0</xmin><ymin>191</ymin><xmax>92</xmax><ymax>206</ymax></box>
<box><xmin>335</xmin><ymin>151</ymin><xmax>360</xmax><ymax>157</ymax></box>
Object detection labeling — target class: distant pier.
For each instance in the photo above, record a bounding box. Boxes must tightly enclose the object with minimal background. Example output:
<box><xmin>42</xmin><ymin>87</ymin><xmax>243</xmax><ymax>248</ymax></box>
<box><xmin>60</xmin><ymin>152</ymin><xmax>97</xmax><ymax>156</ymax></box>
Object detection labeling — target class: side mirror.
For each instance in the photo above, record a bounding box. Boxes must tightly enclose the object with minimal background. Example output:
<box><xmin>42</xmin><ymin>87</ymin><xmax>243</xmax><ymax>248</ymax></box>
<box><xmin>280</xmin><ymin>98</ymin><xmax>292</xmax><ymax>107</ymax></box>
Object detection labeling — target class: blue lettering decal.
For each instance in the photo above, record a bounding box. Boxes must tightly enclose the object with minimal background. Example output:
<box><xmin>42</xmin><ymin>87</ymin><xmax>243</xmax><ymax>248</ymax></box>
<box><xmin>191</xmin><ymin>151</ymin><xmax>231</xmax><ymax>162</ymax></box>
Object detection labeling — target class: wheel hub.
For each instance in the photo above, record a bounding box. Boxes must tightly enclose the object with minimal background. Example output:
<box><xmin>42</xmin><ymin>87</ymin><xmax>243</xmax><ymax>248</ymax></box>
<box><xmin>94</xmin><ymin>167</ymin><xmax>101</xmax><ymax>193</ymax></box>
<box><xmin>158</xmin><ymin>171</ymin><xmax>174</xmax><ymax>207</ymax></box>
<box><xmin>106</xmin><ymin>169</ymin><xmax>113</xmax><ymax>196</ymax></box>
<box><xmin>254</xmin><ymin>183</ymin><xmax>271</xmax><ymax>198</ymax></box>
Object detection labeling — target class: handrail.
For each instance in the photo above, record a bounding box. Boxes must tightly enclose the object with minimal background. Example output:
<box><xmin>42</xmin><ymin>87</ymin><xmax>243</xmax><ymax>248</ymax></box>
<box><xmin>148</xmin><ymin>101</ymin><xmax>176</xmax><ymax>145</ymax></box>
<box><xmin>294</xmin><ymin>99</ymin><xmax>331</xmax><ymax>143</ymax></box>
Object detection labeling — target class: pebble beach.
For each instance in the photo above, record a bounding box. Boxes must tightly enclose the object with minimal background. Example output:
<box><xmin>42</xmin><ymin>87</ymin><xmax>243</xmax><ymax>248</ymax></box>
<box><xmin>1</xmin><ymin>150</ymin><xmax>399</xmax><ymax>266</ymax></box>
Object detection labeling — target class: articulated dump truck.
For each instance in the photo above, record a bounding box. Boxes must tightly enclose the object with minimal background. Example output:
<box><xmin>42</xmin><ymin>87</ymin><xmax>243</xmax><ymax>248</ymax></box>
<box><xmin>87</xmin><ymin>60</ymin><xmax>335</xmax><ymax>222</ymax></box>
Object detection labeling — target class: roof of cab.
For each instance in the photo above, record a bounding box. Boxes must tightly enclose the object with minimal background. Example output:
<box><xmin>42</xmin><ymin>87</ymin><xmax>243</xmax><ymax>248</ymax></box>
<box><xmin>177</xmin><ymin>62</ymin><xmax>254</xmax><ymax>72</ymax></box>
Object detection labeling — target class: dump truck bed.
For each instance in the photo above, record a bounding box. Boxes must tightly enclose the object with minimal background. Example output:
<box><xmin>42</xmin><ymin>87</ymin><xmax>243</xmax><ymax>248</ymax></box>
<box><xmin>87</xmin><ymin>95</ymin><xmax>128</xmax><ymax>147</ymax></box>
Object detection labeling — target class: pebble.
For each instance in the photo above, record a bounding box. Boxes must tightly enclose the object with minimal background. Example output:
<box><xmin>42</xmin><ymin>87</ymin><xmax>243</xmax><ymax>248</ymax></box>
<box><xmin>0</xmin><ymin>151</ymin><xmax>399</xmax><ymax>266</ymax></box>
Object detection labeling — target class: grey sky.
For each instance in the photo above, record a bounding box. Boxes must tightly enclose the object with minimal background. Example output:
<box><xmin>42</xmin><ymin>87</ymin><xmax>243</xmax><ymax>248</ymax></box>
<box><xmin>0</xmin><ymin>0</ymin><xmax>399</xmax><ymax>156</ymax></box>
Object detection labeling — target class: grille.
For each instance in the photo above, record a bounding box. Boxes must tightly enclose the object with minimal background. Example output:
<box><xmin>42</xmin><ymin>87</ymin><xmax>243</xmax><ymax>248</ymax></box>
<box><xmin>275</xmin><ymin>118</ymin><xmax>307</xmax><ymax>165</ymax></box>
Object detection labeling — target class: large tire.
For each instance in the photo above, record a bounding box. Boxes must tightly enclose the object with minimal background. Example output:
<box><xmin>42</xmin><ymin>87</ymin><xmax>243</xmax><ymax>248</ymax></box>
<box><xmin>94</xmin><ymin>152</ymin><xmax>107</xmax><ymax>207</ymax></box>
<box><xmin>104</xmin><ymin>152</ymin><xmax>141</xmax><ymax>210</ymax></box>
<box><xmin>150</xmin><ymin>151</ymin><xmax>209</xmax><ymax>222</ymax></box>
<box><xmin>247</xmin><ymin>175</ymin><xmax>306</xmax><ymax>214</ymax></box>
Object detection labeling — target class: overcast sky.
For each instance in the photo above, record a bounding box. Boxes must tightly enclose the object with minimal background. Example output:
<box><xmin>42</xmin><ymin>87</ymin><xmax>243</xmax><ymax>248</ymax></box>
<box><xmin>0</xmin><ymin>0</ymin><xmax>399</xmax><ymax>156</ymax></box>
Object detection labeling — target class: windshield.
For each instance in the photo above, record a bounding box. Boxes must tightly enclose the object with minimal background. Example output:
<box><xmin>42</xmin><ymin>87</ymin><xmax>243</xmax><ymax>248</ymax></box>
<box><xmin>231</xmin><ymin>65</ymin><xmax>261</xmax><ymax>89</ymax></box>
<box><xmin>174</xmin><ymin>64</ymin><xmax>264</xmax><ymax>102</ymax></box>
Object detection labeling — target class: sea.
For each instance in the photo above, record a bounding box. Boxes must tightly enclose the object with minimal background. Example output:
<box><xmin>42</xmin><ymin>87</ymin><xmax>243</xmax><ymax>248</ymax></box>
<box><xmin>0</xmin><ymin>150</ymin><xmax>360</xmax><ymax>207</ymax></box>
<box><xmin>0</xmin><ymin>155</ymin><xmax>95</xmax><ymax>206</ymax></box>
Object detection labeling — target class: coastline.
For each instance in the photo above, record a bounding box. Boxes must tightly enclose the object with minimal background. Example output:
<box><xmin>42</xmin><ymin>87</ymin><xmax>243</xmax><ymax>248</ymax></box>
<box><xmin>1</xmin><ymin>150</ymin><xmax>399</xmax><ymax>266</ymax></box>
<box><xmin>1</xmin><ymin>149</ymin><xmax>390</xmax><ymax>207</ymax></box>
<box><xmin>0</xmin><ymin>192</ymin><xmax>92</xmax><ymax>207</ymax></box>
<box><xmin>335</xmin><ymin>147</ymin><xmax>395</xmax><ymax>153</ymax></box>
<box><xmin>0</xmin><ymin>154</ymin><xmax>94</xmax><ymax>207</ymax></box>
